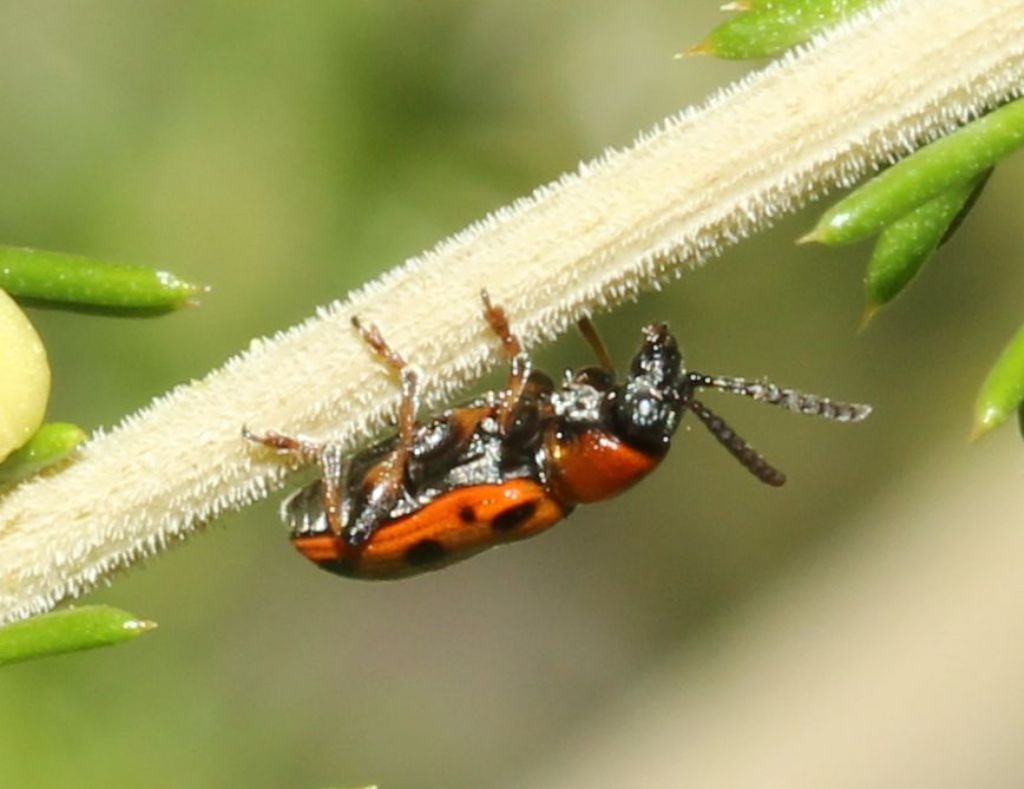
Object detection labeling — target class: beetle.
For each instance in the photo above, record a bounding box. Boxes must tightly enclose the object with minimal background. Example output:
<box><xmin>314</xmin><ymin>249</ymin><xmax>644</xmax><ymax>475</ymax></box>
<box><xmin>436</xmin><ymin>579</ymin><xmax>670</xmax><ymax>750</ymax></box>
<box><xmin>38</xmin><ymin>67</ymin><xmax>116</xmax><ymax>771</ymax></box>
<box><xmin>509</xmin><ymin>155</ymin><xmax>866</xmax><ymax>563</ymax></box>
<box><xmin>244</xmin><ymin>292</ymin><xmax>871</xmax><ymax>579</ymax></box>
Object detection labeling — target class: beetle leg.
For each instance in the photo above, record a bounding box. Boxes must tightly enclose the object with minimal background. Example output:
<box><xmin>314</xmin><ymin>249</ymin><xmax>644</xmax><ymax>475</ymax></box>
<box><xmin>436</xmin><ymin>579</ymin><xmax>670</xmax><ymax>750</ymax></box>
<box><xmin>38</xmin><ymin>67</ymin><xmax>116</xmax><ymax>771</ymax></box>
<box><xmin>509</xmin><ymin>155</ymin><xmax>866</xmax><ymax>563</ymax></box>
<box><xmin>242</xmin><ymin>426</ymin><xmax>321</xmax><ymax>463</ymax></box>
<box><xmin>687</xmin><ymin>399</ymin><xmax>786</xmax><ymax>486</ymax></box>
<box><xmin>480</xmin><ymin>289</ymin><xmax>522</xmax><ymax>358</ymax></box>
<box><xmin>685</xmin><ymin>372</ymin><xmax>872</xmax><ymax>423</ymax></box>
<box><xmin>243</xmin><ymin>427</ymin><xmax>351</xmax><ymax>535</ymax></box>
<box><xmin>481</xmin><ymin>289</ymin><xmax>532</xmax><ymax>437</ymax></box>
<box><xmin>351</xmin><ymin>316</ymin><xmax>421</xmax><ymax>451</ymax></box>
<box><xmin>344</xmin><ymin>316</ymin><xmax>423</xmax><ymax>545</ymax></box>
<box><xmin>352</xmin><ymin>315</ymin><xmax>408</xmax><ymax>374</ymax></box>
<box><xmin>344</xmin><ymin>365</ymin><xmax>422</xmax><ymax>545</ymax></box>
<box><xmin>576</xmin><ymin>315</ymin><xmax>616</xmax><ymax>373</ymax></box>
<box><xmin>318</xmin><ymin>444</ymin><xmax>347</xmax><ymax>536</ymax></box>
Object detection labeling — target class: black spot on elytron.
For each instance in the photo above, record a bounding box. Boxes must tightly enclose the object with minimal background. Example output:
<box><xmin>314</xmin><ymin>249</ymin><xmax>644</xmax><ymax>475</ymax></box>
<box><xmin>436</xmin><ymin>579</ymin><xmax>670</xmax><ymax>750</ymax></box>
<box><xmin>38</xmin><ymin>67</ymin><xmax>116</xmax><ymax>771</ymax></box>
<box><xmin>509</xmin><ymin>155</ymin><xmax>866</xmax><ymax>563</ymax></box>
<box><xmin>491</xmin><ymin>501</ymin><xmax>538</xmax><ymax>532</ymax></box>
<box><xmin>458</xmin><ymin>505</ymin><xmax>476</xmax><ymax>524</ymax></box>
<box><xmin>323</xmin><ymin>557</ymin><xmax>360</xmax><ymax>578</ymax></box>
<box><xmin>405</xmin><ymin>539</ymin><xmax>447</xmax><ymax>566</ymax></box>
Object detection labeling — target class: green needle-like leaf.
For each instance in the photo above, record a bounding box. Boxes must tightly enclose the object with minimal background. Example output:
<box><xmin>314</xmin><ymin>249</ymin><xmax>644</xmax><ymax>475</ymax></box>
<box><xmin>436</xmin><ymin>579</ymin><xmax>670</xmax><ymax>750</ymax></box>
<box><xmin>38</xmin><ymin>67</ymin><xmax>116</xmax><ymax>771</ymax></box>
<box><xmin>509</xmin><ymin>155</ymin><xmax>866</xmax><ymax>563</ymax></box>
<box><xmin>0</xmin><ymin>244</ymin><xmax>206</xmax><ymax>315</ymax></box>
<box><xmin>0</xmin><ymin>605</ymin><xmax>156</xmax><ymax>667</ymax></box>
<box><xmin>686</xmin><ymin>0</ymin><xmax>877</xmax><ymax>59</ymax></box>
<box><xmin>801</xmin><ymin>98</ymin><xmax>1024</xmax><ymax>245</ymax></box>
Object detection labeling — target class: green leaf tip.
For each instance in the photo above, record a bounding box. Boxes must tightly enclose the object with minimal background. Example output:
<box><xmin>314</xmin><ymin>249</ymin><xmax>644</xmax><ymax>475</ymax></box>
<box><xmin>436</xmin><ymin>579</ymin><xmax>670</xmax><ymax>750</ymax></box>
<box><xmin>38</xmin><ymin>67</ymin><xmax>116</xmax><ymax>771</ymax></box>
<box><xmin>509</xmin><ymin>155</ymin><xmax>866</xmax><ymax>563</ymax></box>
<box><xmin>677</xmin><ymin>40</ymin><xmax>713</xmax><ymax>58</ymax></box>
<box><xmin>857</xmin><ymin>302</ymin><xmax>881</xmax><ymax>333</ymax></box>
<box><xmin>972</xmin><ymin>323</ymin><xmax>1024</xmax><ymax>440</ymax></box>
<box><xmin>795</xmin><ymin>226</ymin><xmax>827</xmax><ymax>245</ymax></box>
<box><xmin>0</xmin><ymin>244</ymin><xmax>207</xmax><ymax>315</ymax></box>
<box><xmin>0</xmin><ymin>605</ymin><xmax>157</xmax><ymax>667</ymax></box>
<box><xmin>122</xmin><ymin>618</ymin><xmax>159</xmax><ymax>634</ymax></box>
<box><xmin>969</xmin><ymin>415</ymin><xmax>997</xmax><ymax>442</ymax></box>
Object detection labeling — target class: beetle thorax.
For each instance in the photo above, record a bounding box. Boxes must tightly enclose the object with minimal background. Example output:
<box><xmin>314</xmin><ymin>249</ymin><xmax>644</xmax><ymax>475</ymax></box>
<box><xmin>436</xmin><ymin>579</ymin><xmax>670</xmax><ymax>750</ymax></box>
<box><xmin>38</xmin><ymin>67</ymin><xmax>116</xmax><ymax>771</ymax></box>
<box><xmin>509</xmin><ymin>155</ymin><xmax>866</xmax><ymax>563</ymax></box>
<box><xmin>550</xmin><ymin>377</ymin><xmax>605</xmax><ymax>425</ymax></box>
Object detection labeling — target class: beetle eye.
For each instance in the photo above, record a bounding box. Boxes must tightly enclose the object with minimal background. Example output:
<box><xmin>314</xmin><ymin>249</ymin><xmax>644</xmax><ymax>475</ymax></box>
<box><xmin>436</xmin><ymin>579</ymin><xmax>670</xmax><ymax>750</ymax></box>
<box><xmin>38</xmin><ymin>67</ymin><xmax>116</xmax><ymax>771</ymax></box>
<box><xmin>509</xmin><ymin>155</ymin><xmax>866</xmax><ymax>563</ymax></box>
<box><xmin>634</xmin><ymin>395</ymin><xmax>663</xmax><ymax>427</ymax></box>
<box><xmin>627</xmin><ymin>392</ymin><xmax>668</xmax><ymax>430</ymax></box>
<box><xmin>612</xmin><ymin>384</ymin><xmax>677</xmax><ymax>451</ymax></box>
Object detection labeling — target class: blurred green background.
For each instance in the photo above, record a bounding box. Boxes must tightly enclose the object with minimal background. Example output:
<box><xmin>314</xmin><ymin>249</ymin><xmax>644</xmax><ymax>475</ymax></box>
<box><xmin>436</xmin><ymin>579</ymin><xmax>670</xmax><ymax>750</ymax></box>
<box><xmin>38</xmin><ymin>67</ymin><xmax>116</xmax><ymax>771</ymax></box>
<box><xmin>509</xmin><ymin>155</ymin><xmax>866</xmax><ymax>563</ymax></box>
<box><xmin>1</xmin><ymin>3</ymin><xmax>1022</xmax><ymax>788</ymax></box>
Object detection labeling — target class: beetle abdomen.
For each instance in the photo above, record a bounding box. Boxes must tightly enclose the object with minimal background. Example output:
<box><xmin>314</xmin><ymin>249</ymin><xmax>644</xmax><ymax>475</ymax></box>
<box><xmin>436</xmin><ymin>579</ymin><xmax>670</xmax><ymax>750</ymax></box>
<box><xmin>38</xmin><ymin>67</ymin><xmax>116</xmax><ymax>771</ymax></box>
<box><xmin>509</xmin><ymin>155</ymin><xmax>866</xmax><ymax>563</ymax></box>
<box><xmin>291</xmin><ymin>479</ymin><xmax>567</xmax><ymax>579</ymax></box>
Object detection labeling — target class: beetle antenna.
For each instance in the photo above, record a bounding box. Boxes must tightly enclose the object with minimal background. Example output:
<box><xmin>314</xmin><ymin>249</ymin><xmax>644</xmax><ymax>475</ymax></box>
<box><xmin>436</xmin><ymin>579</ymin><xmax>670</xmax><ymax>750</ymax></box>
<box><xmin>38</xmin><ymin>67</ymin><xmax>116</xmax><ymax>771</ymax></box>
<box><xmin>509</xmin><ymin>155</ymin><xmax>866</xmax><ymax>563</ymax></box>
<box><xmin>576</xmin><ymin>315</ymin><xmax>616</xmax><ymax>373</ymax></box>
<box><xmin>685</xmin><ymin>372</ymin><xmax>871</xmax><ymax>423</ymax></box>
<box><xmin>687</xmin><ymin>399</ymin><xmax>786</xmax><ymax>486</ymax></box>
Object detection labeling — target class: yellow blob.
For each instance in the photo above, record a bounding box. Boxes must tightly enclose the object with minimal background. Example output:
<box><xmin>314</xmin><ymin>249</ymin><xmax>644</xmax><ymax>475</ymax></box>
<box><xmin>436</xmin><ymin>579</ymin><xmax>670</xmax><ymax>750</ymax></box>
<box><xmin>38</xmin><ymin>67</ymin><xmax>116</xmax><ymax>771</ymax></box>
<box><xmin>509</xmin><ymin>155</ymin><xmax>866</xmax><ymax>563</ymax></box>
<box><xmin>0</xmin><ymin>289</ymin><xmax>50</xmax><ymax>461</ymax></box>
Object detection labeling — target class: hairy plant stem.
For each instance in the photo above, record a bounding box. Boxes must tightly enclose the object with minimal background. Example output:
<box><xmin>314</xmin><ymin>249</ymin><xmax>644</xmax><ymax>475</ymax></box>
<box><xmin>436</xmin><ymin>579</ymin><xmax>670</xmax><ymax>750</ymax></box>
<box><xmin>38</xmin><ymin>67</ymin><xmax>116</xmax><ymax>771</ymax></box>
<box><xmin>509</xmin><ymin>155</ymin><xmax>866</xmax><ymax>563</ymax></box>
<box><xmin>1</xmin><ymin>0</ymin><xmax>1022</xmax><ymax>623</ymax></box>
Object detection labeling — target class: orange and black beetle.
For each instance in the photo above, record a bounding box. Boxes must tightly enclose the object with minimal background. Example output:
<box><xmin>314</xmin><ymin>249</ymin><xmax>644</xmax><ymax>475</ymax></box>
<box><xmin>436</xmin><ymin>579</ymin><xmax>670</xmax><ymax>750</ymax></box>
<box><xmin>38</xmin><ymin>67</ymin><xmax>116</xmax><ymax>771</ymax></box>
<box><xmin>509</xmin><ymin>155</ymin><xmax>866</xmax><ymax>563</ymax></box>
<box><xmin>245</xmin><ymin>292</ymin><xmax>870</xmax><ymax>579</ymax></box>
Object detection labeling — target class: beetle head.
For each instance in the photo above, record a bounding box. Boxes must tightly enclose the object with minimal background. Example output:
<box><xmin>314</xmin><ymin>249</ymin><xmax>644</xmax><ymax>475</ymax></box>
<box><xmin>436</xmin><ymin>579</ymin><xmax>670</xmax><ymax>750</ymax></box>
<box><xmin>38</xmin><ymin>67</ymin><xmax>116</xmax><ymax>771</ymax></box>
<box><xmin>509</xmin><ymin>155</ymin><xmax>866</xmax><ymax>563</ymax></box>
<box><xmin>611</xmin><ymin>323</ymin><xmax>686</xmax><ymax>452</ymax></box>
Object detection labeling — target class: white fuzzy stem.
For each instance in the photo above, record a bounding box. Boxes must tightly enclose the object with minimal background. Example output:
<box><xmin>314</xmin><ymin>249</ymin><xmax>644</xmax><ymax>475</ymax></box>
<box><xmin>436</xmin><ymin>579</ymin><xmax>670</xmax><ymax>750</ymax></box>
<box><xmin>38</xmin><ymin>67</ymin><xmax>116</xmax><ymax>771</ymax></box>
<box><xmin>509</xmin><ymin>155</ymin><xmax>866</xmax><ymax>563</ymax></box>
<box><xmin>1</xmin><ymin>0</ymin><xmax>1022</xmax><ymax>623</ymax></box>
